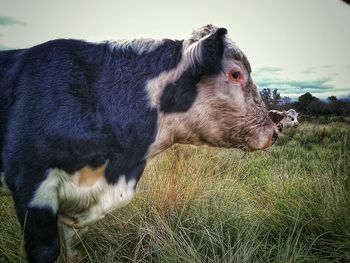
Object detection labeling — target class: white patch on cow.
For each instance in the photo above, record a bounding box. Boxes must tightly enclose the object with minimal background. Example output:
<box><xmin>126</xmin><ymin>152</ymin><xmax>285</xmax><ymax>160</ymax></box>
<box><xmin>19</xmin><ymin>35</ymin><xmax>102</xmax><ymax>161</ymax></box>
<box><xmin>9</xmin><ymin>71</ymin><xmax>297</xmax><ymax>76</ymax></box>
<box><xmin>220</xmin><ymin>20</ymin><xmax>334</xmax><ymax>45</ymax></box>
<box><xmin>29</xmin><ymin>172</ymin><xmax>60</xmax><ymax>213</ymax></box>
<box><xmin>0</xmin><ymin>172</ymin><xmax>11</xmax><ymax>195</ymax></box>
<box><xmin>184</xmin><ymin>33</ymin><xmax>212</xmax><ymax>68</ymax></box>
<box><xmin>59</xmin><ymin>174</ymin><xmax>136</xmax><ymax>228</ymax></box>
<box><xmin>29</xmin><ymin>162</ymin><xmax>136</xmax><ymax>227</ymax></box>
<box><xmin>109</xmin><ymin>38</ymin><xmax>164</xmax><ymax>55</ymax></box>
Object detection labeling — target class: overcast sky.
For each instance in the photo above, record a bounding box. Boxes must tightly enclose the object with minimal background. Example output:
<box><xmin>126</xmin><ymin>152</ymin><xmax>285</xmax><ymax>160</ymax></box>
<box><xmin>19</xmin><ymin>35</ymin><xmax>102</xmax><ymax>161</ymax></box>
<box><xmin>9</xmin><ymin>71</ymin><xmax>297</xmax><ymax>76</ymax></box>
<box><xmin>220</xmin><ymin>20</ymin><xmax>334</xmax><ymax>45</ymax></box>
<box><xmin>1</xmin><ymin>0</ymin><xmax>349</xmax><ymax>99</ymax></box>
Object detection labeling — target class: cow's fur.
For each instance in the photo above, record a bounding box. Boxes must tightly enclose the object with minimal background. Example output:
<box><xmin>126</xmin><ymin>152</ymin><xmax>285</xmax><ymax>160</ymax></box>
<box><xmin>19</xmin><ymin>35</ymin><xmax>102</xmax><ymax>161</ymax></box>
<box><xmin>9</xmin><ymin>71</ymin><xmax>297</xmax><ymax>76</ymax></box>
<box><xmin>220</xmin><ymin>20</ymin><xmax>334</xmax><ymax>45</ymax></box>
<box><xmin>0</xmin><ymin>25</ymin><xmax>277</xmax><ymax>262</ymax></box>
<box><xmin>269</xmin><ymin>109</ymin><xmax>300</xmax><ymax>132</ymax></box>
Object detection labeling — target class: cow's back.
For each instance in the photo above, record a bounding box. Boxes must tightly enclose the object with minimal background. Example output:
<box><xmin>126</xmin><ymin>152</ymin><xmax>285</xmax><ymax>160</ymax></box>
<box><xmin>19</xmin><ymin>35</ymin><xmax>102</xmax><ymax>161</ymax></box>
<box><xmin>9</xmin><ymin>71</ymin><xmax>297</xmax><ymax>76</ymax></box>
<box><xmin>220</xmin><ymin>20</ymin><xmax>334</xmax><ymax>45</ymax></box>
<box><xmin>1</xmin><ymin>40</ymin><xmax>109</xmax><ymax>174</ymax></box>
<box><xmin>0</xmin><ymin>49</ymin><xmax>27</xmax><ymax>171</ymax></box>
<box><xmin>0</xmin><ymin>38</ymin><xmax>165</xmax><ymax>179</ymax></box>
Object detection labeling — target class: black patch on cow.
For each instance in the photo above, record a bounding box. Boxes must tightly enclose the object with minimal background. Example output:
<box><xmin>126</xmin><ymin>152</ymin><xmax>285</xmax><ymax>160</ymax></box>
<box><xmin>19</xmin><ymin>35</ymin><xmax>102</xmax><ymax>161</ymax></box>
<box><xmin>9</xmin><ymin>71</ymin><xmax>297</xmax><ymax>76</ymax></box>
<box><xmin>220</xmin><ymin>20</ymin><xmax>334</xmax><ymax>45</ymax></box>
<box><xmin>159</xmin><ymin>28</ymin><xmax>226</xmax><ymax>113</ymax></box>
<box><xmin>199</xmin><ymin>27</ymin><xmax>227</xmax><ymax>75</ymax></box>
<box><xmin>106</xmin><ymin>159</ymin><xmax>146</xmax><ymax>187</ymax></box>
<box><xmin>269</xmin><ymin>111</ymin><xmax>285</xmax><ymax>124</ymax></box>
<box><xmin>160</xmin><ymin>70</ymin><xmax>201</xmax><ymax>113</ymax></box>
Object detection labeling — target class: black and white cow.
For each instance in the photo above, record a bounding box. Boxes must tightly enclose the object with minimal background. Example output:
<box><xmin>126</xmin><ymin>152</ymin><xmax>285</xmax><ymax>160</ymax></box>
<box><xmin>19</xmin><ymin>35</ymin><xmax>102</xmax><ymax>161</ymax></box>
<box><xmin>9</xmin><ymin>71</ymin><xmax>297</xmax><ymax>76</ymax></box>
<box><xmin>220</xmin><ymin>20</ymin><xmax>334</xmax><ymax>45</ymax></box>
<box><xmin>269</xmin><ymin>109</ymin><xmax>300</xmax><ymax>132</ymax></box>
<box><xmin>0</xmin><ymin>25</ymin><xmax>278</xmax><ymax>262</ymax></box>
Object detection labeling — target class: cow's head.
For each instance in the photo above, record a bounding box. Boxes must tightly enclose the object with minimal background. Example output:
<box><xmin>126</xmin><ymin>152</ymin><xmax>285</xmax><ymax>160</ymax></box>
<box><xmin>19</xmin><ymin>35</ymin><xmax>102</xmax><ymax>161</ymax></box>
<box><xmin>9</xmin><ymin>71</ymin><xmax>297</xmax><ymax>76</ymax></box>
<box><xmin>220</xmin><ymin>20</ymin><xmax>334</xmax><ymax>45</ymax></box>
<box><xmin>283</xmin><ymin>109</ymin><xmax>300</xmax><ymax>128</ymax></box>
<box><xmin>148</xmin><ymin>25</ymin><xmax>278</xmax><ymax>156</ymax></box>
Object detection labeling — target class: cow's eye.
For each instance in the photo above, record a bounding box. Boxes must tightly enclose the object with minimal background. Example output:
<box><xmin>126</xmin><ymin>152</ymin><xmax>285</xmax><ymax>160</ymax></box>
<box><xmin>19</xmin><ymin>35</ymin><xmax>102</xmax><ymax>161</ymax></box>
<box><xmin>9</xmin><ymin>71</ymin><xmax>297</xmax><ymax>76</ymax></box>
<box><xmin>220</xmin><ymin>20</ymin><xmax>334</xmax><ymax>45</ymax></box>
<box><xmin>231</xmin><ymin>71</ymin><xmax>240</xmax><ymax>79</ymax></box>
<box><xmin>228</xmin><ymin>68</ymin><xmax>244</xmax><ymax>83</ymax></box>
<box><xmin>290</xmin><ymin>117</ymin><xmax>294</xmax><ymax>121</ymax></box>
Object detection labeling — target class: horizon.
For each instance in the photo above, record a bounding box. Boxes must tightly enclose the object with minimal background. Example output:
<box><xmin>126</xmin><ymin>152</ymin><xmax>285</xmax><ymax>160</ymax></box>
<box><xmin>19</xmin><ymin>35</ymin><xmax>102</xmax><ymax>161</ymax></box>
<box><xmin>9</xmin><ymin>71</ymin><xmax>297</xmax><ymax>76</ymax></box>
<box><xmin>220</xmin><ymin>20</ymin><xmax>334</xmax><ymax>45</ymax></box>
<box><xmin>1</xmin><ymin>0</ymin><xmax>349</xmax><ymax>99</ymax></box>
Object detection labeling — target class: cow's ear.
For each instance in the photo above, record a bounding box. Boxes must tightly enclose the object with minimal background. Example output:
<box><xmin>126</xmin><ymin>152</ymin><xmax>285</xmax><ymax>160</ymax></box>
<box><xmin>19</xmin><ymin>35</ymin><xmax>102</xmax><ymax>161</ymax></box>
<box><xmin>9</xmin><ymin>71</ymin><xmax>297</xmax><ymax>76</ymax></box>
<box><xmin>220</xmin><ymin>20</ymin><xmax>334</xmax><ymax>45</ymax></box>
<box><xmin>198</xmin><ymin>27</ymin><xmax>227</xmax><ymax>75</ymax></box>
<box><xmin>283</xmin><ymin>110</ymin><xmax>288</xmax><ymax>116</ymax></box>
<box><xmin>186</xmin><ymin>25</ymin><xmax>227</xmax><ymax>75</ymax></box>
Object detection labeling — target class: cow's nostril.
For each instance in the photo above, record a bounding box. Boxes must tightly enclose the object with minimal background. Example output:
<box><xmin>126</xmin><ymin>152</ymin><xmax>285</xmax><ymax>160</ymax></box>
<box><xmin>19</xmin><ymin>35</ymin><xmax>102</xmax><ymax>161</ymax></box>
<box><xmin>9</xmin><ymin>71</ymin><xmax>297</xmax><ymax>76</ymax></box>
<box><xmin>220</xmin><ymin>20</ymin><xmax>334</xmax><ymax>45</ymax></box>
<box><xmin>272</xmin><ymin>130</ymin><xmax>278</xmax><ymax>143</ymax></box>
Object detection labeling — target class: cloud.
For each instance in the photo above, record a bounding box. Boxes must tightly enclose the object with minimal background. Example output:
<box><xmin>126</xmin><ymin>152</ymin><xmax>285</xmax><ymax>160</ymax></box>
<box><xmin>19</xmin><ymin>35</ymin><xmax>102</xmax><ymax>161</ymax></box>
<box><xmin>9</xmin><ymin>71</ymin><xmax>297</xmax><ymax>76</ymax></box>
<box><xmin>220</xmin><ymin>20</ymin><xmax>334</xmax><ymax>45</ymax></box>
<box><xmin>253</xmin><ymin>66</ymin><xmax>283</xmax><ymax>75</ymax></box>
<box><xmin>257</xmin><ymin>78</ymin><xmax>333</xmax><ymax>92</ymax></box>
<box><xmin>0</xmin><ymin>16</ymin><xmax>24</xmax><ymax>50</ymax></box>
<box><xmin>302</xmin><ymin>67</ymin><xmax>316</xmax><ymax>74</ymax></box>
<box><xmin>0</xmin><ymin>43</ymin><xmax>11</xmax><ymax>50</ymax></box>
<box><xmin>0</xmin><ymin>16</ymin><xmax>26</xmax><ymax>26</ymax></box>
<box><xmin>252</xmin><ymin>66</ymin><xmax>340</xmax><ymax>98</ymax></box>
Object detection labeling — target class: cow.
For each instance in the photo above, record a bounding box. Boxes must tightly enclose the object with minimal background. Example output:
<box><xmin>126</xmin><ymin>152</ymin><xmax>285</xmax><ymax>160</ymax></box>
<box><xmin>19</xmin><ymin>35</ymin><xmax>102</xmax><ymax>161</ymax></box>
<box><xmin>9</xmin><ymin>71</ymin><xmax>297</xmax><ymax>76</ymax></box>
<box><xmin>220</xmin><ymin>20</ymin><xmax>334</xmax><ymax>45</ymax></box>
<box><xmin>269</xmin><ymin>109</ymin><xmax>300</xmax><ymax>132</ymax></box>
<box><xmin>0</xmin><ymin>25</ymin><xmax>278</xmax><ymax>262</ymax></box>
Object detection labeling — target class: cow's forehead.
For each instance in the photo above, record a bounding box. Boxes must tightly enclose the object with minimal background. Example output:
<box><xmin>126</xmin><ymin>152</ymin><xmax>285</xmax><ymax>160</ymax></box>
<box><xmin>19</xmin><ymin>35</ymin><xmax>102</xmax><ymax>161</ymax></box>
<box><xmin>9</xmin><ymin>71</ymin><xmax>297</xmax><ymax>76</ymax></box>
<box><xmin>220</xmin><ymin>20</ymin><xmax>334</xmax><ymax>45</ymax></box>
<box><xmin>287</xmin><ymin>109</ymin><xmax>298</xmax><ymax>118</ymax></box>
<box><xmin>189</xmin><ymin>24</ymin><xmax>251</xmax><ymax>73</ymax></box>
<box><xmin>224</xmin><ymin>39</ymin><xmax>251</xmax><ymax>73</ymax></box>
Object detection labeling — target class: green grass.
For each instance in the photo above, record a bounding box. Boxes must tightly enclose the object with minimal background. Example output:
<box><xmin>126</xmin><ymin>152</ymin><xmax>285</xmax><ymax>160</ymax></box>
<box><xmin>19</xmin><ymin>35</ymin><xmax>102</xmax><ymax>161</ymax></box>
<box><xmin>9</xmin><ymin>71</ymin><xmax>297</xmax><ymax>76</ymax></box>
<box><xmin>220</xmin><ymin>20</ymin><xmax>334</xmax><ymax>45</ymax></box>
<box><xmin>1</xmin><ymin>120</ymin><xmax>350</xmax><ymax>262</ymax></box>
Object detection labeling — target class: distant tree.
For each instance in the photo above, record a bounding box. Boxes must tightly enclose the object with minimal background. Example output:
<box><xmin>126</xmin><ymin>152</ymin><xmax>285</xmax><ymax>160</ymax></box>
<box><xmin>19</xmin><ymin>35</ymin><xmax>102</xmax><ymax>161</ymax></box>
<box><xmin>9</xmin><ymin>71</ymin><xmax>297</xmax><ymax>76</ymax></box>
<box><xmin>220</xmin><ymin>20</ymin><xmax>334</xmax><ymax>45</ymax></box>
<box><xmin>260</xmin><ymin>88</ymin><xmax>281</xmax><ymax>109</ymax></box>
<box><xmin>298</xmin><ymin>92</ymin><xmax>319</xmax><ymax>112</ymax></box>
<box><xmin>280</xmin><ymin>96</ymin><xmax>292</xmax><ymax>105</ymax></box>
<box><xmin>290</xmin><ymin>93</ymin><xmax>350</xmax><ymax>116</ymax></box>
<box><xmin>327</xmin><ymin>96</ymin><xmax>337</xmax><ymax>102</ymax></box>
<box><xmin>307</xmin><ymin>100</ymin><xmax>326</xmax><ymax>115</ymax></box>
<box><xmin>331</xmin><ymin>99</ymin><xmax>350</xmax><ymax>116</ymax></box>
<box><xmin>272</xmin><ymin>89</ymin><xmax>281</xmax><ymax>108</ymax></box>
<box><xmin>260</xmin><ymin>88</ymin><xmax>271</xmax><ymax>107</ymax></box>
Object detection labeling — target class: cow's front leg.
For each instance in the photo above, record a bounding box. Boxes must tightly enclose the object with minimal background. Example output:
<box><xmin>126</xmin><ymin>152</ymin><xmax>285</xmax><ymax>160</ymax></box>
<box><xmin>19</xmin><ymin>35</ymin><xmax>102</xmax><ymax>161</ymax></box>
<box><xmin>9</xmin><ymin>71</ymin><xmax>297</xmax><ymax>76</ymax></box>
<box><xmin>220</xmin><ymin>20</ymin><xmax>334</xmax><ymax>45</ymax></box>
<box><xmin>58</xmin><ymin>207</ymin><xmax>105</xmax><ymax>229</ymax></box>
<box><xmin>59</xmin><ymin>223</ymin><xmax>88</xmax><ymax>262</ymax></box>
<box><xmin>8</xmin><ymin>169</ymin><xmax>61</xmax><ymax>263</ymax></box>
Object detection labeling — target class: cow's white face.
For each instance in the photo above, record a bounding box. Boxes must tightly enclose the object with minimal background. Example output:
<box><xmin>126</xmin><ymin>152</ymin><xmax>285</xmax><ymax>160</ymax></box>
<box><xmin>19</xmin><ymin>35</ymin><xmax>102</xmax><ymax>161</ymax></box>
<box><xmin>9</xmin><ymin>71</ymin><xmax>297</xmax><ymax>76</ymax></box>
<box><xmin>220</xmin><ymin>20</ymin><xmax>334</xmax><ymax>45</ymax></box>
<box><xmin>148</xmin><ymin>25</ymin><xmax>278</xmax><ymax>156</ymax></box>
<box><xmin>180</xmin><ymin>54</ymin><xmax>276</xmax><ymax>150</ymax></box>
<box><xmin>282</xmin><ymin>109</ymin><xmax>300</xmax><ymax>128</ymax></box>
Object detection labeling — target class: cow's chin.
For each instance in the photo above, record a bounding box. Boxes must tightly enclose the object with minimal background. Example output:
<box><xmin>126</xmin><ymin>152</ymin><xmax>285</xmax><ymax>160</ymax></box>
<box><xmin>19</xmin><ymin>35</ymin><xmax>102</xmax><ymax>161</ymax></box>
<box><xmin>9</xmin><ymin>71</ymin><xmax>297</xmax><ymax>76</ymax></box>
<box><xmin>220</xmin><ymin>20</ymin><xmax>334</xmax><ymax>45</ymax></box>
<box><xmin>246</xmin><ymin>131</ymin><xmax>275</xmax><ymax>150</ymax></box>
<box><xmin>229</xmin><ymin>140</ymin><xmax>272</xmax><ymax>152</ymax></box>
<box><xmin>246</xmin><ymin>137</ymin><xmax>273</xmax><ymax>150</ymax></box>
<box><xmin>201</xmin><ymin>129</ymin><xmax>276</xmax><ymax>152</ymax></box>
<box><xmin>230</xmin><ymin>127</ymin><xmax>276</xmax><ymax>151</ymax></box>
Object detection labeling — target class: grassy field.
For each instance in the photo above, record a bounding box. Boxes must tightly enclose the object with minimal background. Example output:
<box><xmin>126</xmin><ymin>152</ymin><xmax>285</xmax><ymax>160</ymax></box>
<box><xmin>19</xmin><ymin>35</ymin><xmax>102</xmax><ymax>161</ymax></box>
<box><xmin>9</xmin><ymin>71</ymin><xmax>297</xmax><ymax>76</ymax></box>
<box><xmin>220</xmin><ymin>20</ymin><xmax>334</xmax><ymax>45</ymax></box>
<box><xmin>1</xmin><ymin>119</ymin><xmax>350</xmax><ymax>262</ymax></box>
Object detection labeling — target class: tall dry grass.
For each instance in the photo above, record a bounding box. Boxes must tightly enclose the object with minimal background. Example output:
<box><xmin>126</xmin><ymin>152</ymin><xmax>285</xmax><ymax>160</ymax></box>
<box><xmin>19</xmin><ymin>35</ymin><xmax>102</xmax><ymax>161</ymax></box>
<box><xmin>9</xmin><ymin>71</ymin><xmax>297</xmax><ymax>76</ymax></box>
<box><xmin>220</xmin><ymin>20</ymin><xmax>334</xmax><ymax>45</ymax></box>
<box><xmin>1</xmin><ymin>120</ymin><xmax>349</xmax><ymax>262</ymax></box>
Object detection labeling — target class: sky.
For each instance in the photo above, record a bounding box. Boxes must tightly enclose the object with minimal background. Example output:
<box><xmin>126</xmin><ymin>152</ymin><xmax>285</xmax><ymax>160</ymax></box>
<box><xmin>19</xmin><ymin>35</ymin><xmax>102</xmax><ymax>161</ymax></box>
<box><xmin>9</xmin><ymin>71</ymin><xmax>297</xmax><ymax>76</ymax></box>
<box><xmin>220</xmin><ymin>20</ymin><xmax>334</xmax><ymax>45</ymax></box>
<box><xmin>1</xmin><ymin>0</ymin><xmax>349</xmax><ymax>99</ymax></box>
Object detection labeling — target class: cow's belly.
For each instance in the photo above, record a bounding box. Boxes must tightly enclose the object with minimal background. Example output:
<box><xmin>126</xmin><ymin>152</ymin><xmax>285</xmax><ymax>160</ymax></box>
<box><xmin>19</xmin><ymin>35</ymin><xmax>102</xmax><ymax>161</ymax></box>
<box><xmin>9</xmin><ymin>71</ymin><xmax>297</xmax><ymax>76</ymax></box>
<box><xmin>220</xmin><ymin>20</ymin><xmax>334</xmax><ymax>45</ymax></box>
<box><xmin>52</xmin><ymin>164</ymin><xmax>136</xmax><ymax>228</ymax></box>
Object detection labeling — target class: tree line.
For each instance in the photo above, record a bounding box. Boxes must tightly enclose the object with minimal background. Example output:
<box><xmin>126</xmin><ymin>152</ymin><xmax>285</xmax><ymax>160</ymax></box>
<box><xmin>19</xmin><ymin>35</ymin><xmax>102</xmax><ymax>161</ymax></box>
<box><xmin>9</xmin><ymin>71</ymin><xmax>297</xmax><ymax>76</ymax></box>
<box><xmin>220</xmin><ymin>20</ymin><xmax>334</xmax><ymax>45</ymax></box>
<box><xmin>260</xmin><ymin>88</ymin><xmax>350</xmax><ymax>116</ymax></box>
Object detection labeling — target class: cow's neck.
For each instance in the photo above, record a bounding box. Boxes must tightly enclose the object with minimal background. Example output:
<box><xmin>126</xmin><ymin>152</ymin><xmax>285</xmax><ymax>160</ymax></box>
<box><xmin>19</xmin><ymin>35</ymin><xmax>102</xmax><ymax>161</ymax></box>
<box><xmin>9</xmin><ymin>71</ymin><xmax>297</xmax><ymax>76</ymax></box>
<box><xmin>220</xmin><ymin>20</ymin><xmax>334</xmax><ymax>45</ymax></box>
<box><xmin>147</xmin><ymin>112</ymin><xmax>202</xmax><ymax>159</ymax></box>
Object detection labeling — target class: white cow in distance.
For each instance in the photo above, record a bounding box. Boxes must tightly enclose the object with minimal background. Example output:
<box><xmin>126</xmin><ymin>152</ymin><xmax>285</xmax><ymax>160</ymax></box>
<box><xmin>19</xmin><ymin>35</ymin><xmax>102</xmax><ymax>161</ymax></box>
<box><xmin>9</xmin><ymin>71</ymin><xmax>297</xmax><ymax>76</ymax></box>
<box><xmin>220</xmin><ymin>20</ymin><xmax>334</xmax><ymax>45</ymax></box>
<box><xmin>269</xmin><ymin>109</ymin><xmax>301</xmax><ymax>132</ymax></box>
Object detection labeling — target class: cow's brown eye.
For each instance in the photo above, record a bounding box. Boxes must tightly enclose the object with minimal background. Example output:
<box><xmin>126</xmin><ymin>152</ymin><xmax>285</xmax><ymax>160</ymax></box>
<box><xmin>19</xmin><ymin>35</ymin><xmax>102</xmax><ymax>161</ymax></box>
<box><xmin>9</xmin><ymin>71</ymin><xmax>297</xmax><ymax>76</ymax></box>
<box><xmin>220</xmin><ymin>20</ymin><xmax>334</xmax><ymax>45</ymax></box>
<box><xmin>228</xmin><ymin>68</ymin><xmax>244</xmax><ymax>83</ymax></box>
<box><xmin>231</xmin><ymin>71</ymin><xmax>240</xmax><ymax>79</ymax></box>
